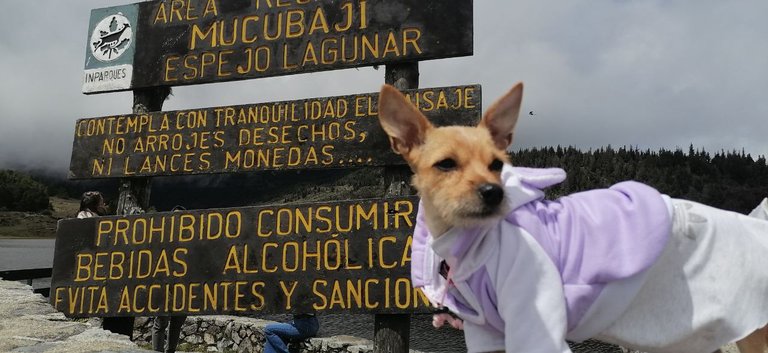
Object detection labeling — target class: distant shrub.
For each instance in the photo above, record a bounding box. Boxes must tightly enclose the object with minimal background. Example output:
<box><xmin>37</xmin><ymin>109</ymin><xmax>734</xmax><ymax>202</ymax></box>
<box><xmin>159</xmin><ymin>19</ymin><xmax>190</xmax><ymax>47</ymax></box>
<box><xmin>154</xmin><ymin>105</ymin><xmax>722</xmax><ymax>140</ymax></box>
<box><xmin>0</xmin><ymin>170</ymin><xmax>50</xmax><ymax>212</ymax></box>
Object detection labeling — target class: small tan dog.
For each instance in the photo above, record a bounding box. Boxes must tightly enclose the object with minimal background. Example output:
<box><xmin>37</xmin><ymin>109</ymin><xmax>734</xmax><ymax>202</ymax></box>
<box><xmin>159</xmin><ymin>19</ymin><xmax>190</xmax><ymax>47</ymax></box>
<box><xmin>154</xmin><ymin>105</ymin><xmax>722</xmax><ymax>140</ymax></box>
<box><xmin>377</xmin><ymin>82</ymin><xmax>768</xmax><ymax>353</ymax></box>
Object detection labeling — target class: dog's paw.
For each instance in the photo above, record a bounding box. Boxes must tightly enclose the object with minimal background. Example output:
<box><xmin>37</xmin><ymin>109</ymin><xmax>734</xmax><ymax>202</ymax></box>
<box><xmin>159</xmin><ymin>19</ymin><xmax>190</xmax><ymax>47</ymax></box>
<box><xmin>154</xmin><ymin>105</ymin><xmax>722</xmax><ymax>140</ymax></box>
<box><xmin>433</xmin><ymin>313</ymin><xmax>464</xmax><ymax>330</ymax></box>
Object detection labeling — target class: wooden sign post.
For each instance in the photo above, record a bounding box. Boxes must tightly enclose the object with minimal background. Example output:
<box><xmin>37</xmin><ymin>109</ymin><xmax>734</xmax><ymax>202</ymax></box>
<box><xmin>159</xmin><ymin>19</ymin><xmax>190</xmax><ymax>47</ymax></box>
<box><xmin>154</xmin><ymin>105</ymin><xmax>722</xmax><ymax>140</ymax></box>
<box><xmin>83</xmin><ymin>0</ymin><xmax>473</xmax><ymax>94</ymax></box>
<box><xmin>375</xmin><ymin>61</ymin><xmax>419</xmax><ymax>353</ymax></box>
<box><xmin>100</xmin><ymin>86</ymin><xmax>171</xmax><ymax>337</ymax></box>
<box><xmin>52</xmin><ymin>197</ymin><xmax>426</xmax><ymax>317</ymax></box>
<box><xmin>69</xmin><ymin>85</ymin><xmax>481</xmax><ymax>179</ymax></box>
<box><xmin>63</xmin><ymin>1</ymin><xmax>475</xmax><ymax>351</ymax></box>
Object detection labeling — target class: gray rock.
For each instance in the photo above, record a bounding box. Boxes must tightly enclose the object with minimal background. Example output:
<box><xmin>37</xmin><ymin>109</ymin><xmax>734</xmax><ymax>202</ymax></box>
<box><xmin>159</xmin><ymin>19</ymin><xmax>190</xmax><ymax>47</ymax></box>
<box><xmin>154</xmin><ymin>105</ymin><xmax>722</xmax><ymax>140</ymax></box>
<box><xmin>232</xmin><ymin>332</ymin><xmax>242</xmax><ymax>344</ymax></box>
<box><xmin>182</xmin><ymin>322</ymin><xmax>197</xmax><ymax>335</ymax></box>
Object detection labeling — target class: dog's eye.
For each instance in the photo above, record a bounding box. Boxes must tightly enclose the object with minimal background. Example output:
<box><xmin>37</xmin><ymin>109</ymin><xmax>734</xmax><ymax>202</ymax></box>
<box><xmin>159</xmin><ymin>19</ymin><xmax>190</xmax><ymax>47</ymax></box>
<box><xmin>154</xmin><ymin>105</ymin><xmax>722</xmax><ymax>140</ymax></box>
<box><xmin>489</xmin><ymin>159</ymin><xmax>504</xmax><ymax>172</ymax></box>
<box><xmin>434</xmin><ymin>158</ymin><xmax>457</xmax><ymax>171</ymax></box>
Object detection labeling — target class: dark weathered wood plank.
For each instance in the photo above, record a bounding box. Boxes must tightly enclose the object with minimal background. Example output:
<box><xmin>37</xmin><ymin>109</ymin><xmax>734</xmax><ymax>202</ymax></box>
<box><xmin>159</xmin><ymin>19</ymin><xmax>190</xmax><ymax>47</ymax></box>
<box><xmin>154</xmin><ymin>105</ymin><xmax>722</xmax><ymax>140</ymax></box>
<box><xmin>50</xmin><ymin>196</ymin><xmax>430</xmax><ymax>317</ymax></box>
<box><xmin>69</xmin><ymin>85</ymin><xmax>481</xmax><ymax>179</ymax></box>
<box><xmin>83</xmin><ymin>0</ymin><xmax>473</xmax><ymax>93</ymax></box>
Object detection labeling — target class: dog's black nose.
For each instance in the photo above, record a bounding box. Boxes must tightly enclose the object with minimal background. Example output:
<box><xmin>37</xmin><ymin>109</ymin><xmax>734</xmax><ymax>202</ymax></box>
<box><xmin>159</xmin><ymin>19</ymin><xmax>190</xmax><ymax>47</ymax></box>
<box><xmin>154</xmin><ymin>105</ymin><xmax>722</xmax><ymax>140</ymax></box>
<box><xmin>477</xmin><ymin>183</ymin><xmax>503</xmax><ymax>207</ymax></box>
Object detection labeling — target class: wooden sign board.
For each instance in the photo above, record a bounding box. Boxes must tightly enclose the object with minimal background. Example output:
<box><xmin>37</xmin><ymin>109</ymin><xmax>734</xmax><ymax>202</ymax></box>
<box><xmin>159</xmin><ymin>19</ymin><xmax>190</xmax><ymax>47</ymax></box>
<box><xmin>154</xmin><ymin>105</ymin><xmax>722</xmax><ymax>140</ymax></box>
<box><xmin>82</xmin><ymin>0</ymin><xmax>473</xmax><ymax>94</ymax></box>
<box><xmin>51</xmin><ymin>197</ymin><xmax>429</xmax><ymax>317</ymax></box>
<box><xmin>69</xmin><ymin>85</ymin><xmax>481</xmax><ymax>179</ymax></box>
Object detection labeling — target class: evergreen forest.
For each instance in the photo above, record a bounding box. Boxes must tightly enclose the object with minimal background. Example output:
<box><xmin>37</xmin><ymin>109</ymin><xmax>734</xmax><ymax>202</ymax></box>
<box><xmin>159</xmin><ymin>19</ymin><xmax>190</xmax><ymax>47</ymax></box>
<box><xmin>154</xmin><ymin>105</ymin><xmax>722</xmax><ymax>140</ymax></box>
<box><xmin>510</xmin><ymin>145</ymin><xmax>768</xmax><ymax>214</ymax></box>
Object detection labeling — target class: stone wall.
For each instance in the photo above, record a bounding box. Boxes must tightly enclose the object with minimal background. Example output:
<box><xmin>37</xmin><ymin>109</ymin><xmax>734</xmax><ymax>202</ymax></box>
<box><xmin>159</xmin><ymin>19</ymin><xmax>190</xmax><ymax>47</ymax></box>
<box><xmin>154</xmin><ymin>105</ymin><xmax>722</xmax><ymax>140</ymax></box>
<box><xmin>132</xmin><ymin>315</ymin><xmax>380</xmax><ymax>353</ymax></box>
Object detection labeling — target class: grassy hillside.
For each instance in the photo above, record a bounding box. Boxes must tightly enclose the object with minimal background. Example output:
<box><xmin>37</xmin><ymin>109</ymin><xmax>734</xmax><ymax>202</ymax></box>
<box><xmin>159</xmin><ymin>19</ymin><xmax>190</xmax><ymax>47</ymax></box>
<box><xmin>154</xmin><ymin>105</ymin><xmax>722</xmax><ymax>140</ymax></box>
<box><xmin>0</xmin><ymin>197</ymin><xmax>79</xmax><ymax>238</ymax></box>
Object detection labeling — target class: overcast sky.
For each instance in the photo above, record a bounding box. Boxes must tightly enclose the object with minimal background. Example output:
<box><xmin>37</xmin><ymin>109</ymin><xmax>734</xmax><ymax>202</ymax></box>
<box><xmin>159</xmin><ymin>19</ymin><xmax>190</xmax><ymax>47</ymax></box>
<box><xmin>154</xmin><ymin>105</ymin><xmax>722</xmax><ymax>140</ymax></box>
<box><xmin>1</xmin><ymin>0</ymin><xmax>767</xmax><ymax>175</ymax></box>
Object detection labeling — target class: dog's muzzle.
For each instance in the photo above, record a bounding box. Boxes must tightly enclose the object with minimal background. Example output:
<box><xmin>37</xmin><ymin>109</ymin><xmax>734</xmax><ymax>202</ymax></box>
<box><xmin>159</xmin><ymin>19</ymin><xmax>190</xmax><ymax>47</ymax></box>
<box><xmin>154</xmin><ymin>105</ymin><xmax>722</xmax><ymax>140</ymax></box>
<box><xmin>478</xmin><ymin>183</ymin><xmax>504</xmax><ymax>209</ymax></box>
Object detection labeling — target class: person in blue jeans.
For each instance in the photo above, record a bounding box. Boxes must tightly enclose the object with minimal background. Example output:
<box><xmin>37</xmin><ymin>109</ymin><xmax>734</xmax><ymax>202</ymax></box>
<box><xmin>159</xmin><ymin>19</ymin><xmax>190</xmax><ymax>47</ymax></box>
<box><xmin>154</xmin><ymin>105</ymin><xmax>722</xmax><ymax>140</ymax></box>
<box><xmin>263</xmin><ymin>313</ymin><xmax>319</xmax><ymax>353</ymax></box>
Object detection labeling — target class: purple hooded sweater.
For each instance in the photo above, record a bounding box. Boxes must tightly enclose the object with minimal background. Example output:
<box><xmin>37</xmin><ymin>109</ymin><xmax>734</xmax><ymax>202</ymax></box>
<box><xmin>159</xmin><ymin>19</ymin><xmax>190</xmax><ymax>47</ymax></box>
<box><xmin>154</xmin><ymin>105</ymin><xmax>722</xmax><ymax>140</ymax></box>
<box><xmin>411</xmin><ymin>166</ymin><xmax>672</xmax><ymax>352</ymax></box>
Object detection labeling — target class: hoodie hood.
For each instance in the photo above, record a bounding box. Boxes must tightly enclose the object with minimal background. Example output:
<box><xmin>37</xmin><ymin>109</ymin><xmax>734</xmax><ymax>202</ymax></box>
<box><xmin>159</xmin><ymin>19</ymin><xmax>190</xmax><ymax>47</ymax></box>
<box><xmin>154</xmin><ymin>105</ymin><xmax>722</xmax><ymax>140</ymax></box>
<box><xmin>411</xmin><ymin>164</ymin><xmax>566</xmax><ymax>288</ymax></box>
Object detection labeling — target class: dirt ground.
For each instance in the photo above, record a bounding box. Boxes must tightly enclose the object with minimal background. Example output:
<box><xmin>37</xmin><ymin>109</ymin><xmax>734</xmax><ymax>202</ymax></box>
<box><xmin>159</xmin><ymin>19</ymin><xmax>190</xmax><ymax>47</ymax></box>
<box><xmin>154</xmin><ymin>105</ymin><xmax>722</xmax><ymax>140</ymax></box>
<box><xmin>0</xmin><ymin>197</ymin><xmax>79</xmax><ymax>238</ymax></box>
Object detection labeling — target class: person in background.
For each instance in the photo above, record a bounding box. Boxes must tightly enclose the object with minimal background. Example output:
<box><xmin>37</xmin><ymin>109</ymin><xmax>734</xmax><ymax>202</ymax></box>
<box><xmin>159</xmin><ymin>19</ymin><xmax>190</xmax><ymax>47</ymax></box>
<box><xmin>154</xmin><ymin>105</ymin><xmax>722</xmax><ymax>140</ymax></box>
<box><xmin>151</xmin><ymin>205</ymin><xmax>188</xmax><ymax>353</ymax></box>
<box><xmin>76</xmin><ymin>191</ymin><xmax>135</xmax><ymax>337</ymax></box>
<box><xmin>263</xmin><ymin>313</ymin><xmax>320</xmax><ymax>353</ymax></box>
<box><xmin>77</xmin><ymin>191</ymin><xmax>108</xmax><ymax>218</ymax></box>
<box><xmin>152</xmin><ymin>315</ymin><xmax>186</xmax><ymax>353</ymax></box>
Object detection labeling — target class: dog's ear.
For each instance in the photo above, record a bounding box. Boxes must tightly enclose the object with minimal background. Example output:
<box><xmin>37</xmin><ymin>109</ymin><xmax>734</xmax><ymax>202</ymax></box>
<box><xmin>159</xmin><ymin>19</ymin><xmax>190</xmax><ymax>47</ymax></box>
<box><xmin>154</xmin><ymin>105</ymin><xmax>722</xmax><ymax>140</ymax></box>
<box><xmin>377</xmin><ymin>84</ymin><xmax>433</xmax><ymax>155</ymax></box>
<box><xmin>479</xmin><ymin>82</ymin><xmax>523</xmax><ymax>150</ymax></box>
